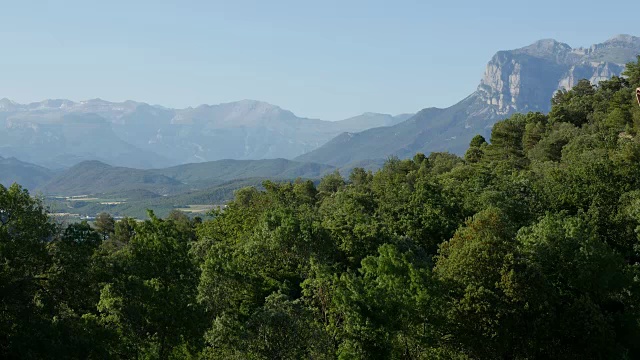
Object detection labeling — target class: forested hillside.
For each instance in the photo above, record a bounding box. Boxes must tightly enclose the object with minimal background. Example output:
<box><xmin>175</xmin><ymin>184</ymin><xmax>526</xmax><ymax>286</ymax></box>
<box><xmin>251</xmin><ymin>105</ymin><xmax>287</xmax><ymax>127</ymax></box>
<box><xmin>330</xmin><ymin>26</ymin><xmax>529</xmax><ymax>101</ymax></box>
<box><xmin>4</xmin><ymin>59</ymin><xmax>640</xmax><ymax>359</ymax></box>
<box><xmin>40</xmin><ymin>158</ymin><xmax>335</xmax><ymax>196</ymax></box>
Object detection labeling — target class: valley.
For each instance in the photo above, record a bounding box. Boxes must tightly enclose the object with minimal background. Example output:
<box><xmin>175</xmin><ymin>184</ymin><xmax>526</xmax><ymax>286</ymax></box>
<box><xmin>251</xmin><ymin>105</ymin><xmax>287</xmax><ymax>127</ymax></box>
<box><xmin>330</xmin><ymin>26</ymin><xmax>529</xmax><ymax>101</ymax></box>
<box><xmin>0</xmin><ymin>158</ymin><xmax>337</xmax><ymax>218</ymax></box>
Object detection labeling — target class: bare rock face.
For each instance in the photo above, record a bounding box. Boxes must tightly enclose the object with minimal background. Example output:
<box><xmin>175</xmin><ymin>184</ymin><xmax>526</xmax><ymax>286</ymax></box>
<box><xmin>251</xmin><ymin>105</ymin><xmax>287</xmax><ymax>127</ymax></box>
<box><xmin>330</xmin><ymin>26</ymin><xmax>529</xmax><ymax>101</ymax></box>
<box><xmin>478</xmin><ymin>35</ymin><xmax>640</xmax><ymax>115</ymax></box>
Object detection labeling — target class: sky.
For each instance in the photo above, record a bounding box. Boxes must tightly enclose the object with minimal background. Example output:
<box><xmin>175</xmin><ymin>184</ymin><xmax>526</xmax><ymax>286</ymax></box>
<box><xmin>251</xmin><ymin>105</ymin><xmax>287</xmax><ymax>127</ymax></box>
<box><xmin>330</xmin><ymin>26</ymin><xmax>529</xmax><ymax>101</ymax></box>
<box><xmin>0</xmin><ymin>0</ymin><xmax>637</xmax><ymax>120</ymax></box>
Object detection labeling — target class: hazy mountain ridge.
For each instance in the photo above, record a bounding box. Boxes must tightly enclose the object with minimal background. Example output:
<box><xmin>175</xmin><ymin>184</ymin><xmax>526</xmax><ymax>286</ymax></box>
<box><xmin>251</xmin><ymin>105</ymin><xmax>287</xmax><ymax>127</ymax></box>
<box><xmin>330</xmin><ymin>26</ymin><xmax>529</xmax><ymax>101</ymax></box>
<box><xmin>152</xmin><ymin>158</ymin><xmax>336</xmax><ymax>188</ymax></box>
<box><xmin>0</xmin><ymin>98</ymin><xmax>412</xmax><ymax>168</ymax></box>
<box><xmin>37</xmin><ymin>158</ymin><xmax>337</xmax><ymax>196</ymax></box>
<box><xmin>297</xmin><ymin>35</ymin><xmax>640</xmax><ymax>166</ymax></box>
<box><xmin>0</xmin><ymin>155</ymin><xmax>54</xmax><ymax>190</ymax></box>
<box><xmin>39</xmin><ymin>160</ymin><xmax>184</xmax><ymax>196</ymax></box>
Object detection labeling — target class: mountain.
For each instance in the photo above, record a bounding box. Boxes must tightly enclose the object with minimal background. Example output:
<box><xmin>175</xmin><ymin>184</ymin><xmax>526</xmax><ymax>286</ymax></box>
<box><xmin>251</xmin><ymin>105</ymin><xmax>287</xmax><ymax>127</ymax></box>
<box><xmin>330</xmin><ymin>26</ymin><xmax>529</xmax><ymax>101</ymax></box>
<box><xmin>0</xmin><ymin>97</ymin><xmax>411</xmax><ymax>168</ymax></box>
<box><xmin>39</xmin><ymin>160</ymin><xmax>184</xmax><ymax>196</ymax></box>
<box><xmin>152</xmin><ymin>158</ymin><xmax>335</xmax><ymax>188</ymax></box>
<box><xmin>297</xmin><ymin>35</ymin><xmax>640</xmax><ymax>166</ymax></box>
<box><xmin>0</xmin><ymin>112</ymin><xmax>171</xmax><ymax>169</ymax></box>
<box><xmin>0</xmin><ymin>156</ymin><xmax>53</xmax><ymax>190</ymax></box>
<box><xmin>39</xmin><ymin>158</ymin><xmax>336</xmax><ymax>196</ymax></box>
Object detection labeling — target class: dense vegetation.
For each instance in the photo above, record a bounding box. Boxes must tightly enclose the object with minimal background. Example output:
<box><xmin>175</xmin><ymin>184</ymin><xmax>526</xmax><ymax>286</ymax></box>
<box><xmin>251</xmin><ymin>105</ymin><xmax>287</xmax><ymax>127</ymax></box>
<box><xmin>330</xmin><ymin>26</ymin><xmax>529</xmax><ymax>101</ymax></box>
<box><xmin>5</xmin><ymin>59</ymin><xmax>640</xmax><ymax>359</ymax></box>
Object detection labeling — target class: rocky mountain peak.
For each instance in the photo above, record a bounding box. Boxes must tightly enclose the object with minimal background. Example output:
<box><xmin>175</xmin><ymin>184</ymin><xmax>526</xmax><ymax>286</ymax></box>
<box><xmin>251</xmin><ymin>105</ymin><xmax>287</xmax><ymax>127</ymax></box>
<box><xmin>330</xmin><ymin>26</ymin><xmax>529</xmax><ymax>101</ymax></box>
<box><xmin>605</xmin><ymin>34</ymin><xmax>638</xmax><ymax>44</ymax></box>
<box><xmin>477</xmin><ymin>36</ymin><xmax>640</xmax><ymax>115</ymax></box>
<box><xmin>30</xmin><ymin>99</ymin><xmax>76</xmax><ymax>110</ymax></box>
<box><xmin>515</xmin><ymin>39</ymin><xmax>573</xmax><ymax>59</ymax></box>
<box><xmin>234</xmin><ymin>99</ymin><xmax>278</xmax><ymax>109</ymax></box>
<box><xmin>226</xmin><ymin>99</ymin><xmax>285</xmax><ymax>116</ymax></box>
<box><xmin>0</xmin><ymin>98</ymin><xmax>17</xmax><ymax>110</ymax></box>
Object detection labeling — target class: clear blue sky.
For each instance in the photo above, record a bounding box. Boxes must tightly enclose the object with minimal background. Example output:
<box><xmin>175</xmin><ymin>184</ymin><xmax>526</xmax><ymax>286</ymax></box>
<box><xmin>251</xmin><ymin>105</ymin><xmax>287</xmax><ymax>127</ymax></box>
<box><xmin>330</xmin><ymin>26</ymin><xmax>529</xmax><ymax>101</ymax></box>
<box><xmin>0</xmin><ymin>0</ymin><xmax>636</xmax><ymax>120</ymax></box>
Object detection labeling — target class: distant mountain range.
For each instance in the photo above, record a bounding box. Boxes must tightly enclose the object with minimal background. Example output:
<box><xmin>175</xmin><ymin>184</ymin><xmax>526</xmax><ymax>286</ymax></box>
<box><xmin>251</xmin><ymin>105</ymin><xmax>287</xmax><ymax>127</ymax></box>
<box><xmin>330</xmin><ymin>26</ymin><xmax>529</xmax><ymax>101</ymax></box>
<box><xmin>297</xmin><ymin>35</ymin><xmax>640</xmax><ymax>166</ymax></box>
<box><xmin>0</xmin><ymin>97</ymin><xmax>410</xmax><ymax>169</ymax></box>
<box><xmin>1</xmin><ymin>35</ymin><xmax>638</xmax><ymax>173</ymax></box>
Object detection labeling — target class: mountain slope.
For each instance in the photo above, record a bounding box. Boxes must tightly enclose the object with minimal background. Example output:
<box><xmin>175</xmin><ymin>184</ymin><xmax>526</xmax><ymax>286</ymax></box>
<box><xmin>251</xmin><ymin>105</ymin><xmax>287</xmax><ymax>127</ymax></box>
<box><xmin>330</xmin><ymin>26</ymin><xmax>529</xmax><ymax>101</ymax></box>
<box><xmin>0</xmin><ymin>112</ymin><xmax>170</xmax><ymax>169</ymax></box>
<box><xmin>40</xmin><ymin>158</ymin><xmax>336</xmax><ymax>196</ymax></box>
<box><xmin>297</xmin><ymin>35</ymin><xmax>640</xmax><ymax>166</ymax></box>
<box><xmin>335</xmin><ymin>113</ymin><xmax>413</xmax><ymax>129</ymax></box>
<box><xmin>153</xmin><ymin>158</ymin><xmax>335</xmax><ymax>187</ymax></box>
<box><xmin>0</xmin><ymin>156</ymin><xmax>54</xmax><ymax>190</ymax></box>
<box><xmin>39</xmin><ymin>160</ymin><xmax>184</xmax><ymax>196</ymax></box>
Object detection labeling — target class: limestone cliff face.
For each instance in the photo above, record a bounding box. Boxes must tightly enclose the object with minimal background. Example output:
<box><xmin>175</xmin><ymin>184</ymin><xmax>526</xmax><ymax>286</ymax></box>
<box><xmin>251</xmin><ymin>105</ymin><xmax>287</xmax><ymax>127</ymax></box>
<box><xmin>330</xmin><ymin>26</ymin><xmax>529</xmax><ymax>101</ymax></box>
<box><xmin>296</xmin><ymin>35</ymin><xmax>640</xmax><ymax>167</ymax></box>
<box><xmin>477</xmin><ymin>35</ymin><xmax>640</xmax><ymax>115</ymax></box>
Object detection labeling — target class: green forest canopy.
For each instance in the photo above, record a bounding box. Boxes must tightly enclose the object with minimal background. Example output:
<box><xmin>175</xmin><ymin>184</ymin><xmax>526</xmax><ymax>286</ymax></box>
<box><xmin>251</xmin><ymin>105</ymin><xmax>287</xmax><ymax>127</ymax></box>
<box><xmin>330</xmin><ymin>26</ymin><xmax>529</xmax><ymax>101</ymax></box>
<box><xmin>5</xmin><ymin>58</ymin><xmax>640</xmax><ymax>359</ymax></box>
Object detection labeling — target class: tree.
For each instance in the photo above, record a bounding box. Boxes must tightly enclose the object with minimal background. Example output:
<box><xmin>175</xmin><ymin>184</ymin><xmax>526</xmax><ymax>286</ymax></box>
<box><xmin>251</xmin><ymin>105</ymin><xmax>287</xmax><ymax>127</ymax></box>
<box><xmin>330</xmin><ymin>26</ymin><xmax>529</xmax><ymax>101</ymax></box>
<box><xmin>464</xmin><ymin>135</ymin><xmax>486</xmax><ymax>163</ymax></box>
<box><xmin>112</xmin><ymin>217</ymin><xmax>137</xmax><ymax>245</ymax></box>
<box><xmin>45</xmin><ymin>222</ymin><xmax>115</xmax><ymax>358</ymax></box>
<box><xmin>427</xmin><ymin>152</ymin><xmax>463</xmax><ymax>175</ymax></box>
<box><xmin>318</xmin><ymin>170</ymin><xmax>346</xmax><ymax>194</ymax></box>
<box><xmin>321</xmin><ymin>184</ymin><xmax>385</xmax><ymax>266</ymax></box>
<box><xmin>515</xmin><ymin>214</ymin><xmax>640</xmax><ymax>358</ymax></box>
<box><xmin>97</xmin><ymin>212</ymin><xmax>206</xmax><ymax>359</ymax></box>
<box><xmin>549</xmin><ymin>79</ymin><xmax>596</xmax><ymax>127</ymax></box>
<box><xmin>94</xmin><ymin>212</ymin><xmax>115</xmax><ymax>240</ymax></box>
<box><xmin>348</xmin><ymin>168</ymin><xmax>372</xmax><ymax>187</ymax></box>
<box><xmin>434</xmin><ymin>208</ymin><xmax>525</xmax><ymax>358</ymax></box>
<box><xmin>0</xmin><ymin>184</ymin><xmax>56</xmax><ymax>358</ymax></box>
<box><xmin>5</xmin><ymin>56</ymin><xmax>640</xmax><ymax>357</ymax></box>
<box><xmin>527</xmin><ymin>122</ymin><xmax>578</xmax><ymax>162</ymax></box>
<box><xmin>622</xmin><ymin>55</ymin><xmax>640</xmax><ymax>88</ymax></box>
<box><xmin>331</xmin><ymin>244</ymin><xmax>443</xmax><ymax>359</ymax></box>
<box><xmin>484</xmin><ymin>114</ymin><xmax>528</xmax><ymax>166</ymax></box>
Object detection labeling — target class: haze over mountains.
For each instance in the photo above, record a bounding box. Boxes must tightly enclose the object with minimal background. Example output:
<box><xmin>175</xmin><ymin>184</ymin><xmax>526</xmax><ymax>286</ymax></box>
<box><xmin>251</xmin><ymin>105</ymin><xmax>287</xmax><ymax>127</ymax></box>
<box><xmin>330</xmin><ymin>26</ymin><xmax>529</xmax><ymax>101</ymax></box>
<box><xmin>1</xmin><ymin>34</ymin><xmax>639</xmax><ymax>202</ymax></box>
<box><xmin>0</xmin><ymin>97</ymin><xmax>411</xmax><ymax>169</ymax></box>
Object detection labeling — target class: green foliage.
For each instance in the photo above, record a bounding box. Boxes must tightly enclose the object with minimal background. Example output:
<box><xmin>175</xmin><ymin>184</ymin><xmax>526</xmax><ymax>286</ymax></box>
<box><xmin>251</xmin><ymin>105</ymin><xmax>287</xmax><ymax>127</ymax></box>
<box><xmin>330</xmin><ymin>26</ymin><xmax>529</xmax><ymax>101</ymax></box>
<box><xmin>112</xmin><ymin>216</ymin><xmax>137</xmax><ymax>244</ymax></box>
<box><xmin>332</xmin><ymin>244</ymin><xmax>440</xmax><ymax>359</ymax></box>
<box><xmin>318</xmin><ymin>170</ymin><xmax>346</xmax><ymax>194</ymax></box>
<box><xmin>464</xmin><ymin>135</ymin><xmax>487</xmax><ymax>163</ymax></box>
<box><xmin>5</xmin><ymin>61</ymin><xmax>640</xmax><ymax>358</ymax></box>
<box><xmin>94</xmin><ymin>212</ymin><xmax>115</xmax><ymax>240</ymax></box>
<box><xmin>0</xmin><ymin>184</ymin><xmax>56</xmax><ymax>358</ymax></box>
<box><xmin>622</xmin><ymin>55</ymin><xmax>640</xmax><ymax>88</ymax></box>
<box><xmin>484</xmin><ymin>113</ymin><xmax>528</xmax><ymax>167</ymax></box>
<box><xmin>515</xmin><ymin>214</ymin><xmax>640</xmax><ymax>358</ymax></box>
<box><xmin>97</xmin><ymin>213</ymin><xmax>206</xmax><ymax>359</ymax></box>
<box><xmin>434</xmin><ymin>208</ymin><xmax>525</xmax><ymax>358</ymax></box>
